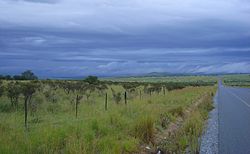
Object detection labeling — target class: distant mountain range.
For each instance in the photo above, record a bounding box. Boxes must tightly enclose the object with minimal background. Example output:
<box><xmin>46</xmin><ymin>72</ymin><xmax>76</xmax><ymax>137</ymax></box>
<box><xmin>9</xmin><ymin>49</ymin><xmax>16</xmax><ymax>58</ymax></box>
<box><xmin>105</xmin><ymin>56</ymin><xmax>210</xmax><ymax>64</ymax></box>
<box><xmin>141</xmin><ymin>72</ymin><xmax>217</xmax><ymax>77</ymax></box>
<box><xmin>141</xmin><ymin>72</ymin><xmax>250</xmax><ymax>77</ymax></box>
<box><xmin>50</xmin><ymin>72</ymin><xmax>250</xmax><ymax>80</ymax></box>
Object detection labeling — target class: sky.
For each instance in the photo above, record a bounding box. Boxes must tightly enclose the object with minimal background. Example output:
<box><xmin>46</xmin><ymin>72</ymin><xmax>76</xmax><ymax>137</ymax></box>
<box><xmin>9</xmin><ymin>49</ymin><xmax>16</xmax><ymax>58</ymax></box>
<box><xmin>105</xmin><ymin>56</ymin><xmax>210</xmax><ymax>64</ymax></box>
<box><xmin>0</xmin><ymin>0</ymin><xmax>250</xmax><ymax>78</ymax></box>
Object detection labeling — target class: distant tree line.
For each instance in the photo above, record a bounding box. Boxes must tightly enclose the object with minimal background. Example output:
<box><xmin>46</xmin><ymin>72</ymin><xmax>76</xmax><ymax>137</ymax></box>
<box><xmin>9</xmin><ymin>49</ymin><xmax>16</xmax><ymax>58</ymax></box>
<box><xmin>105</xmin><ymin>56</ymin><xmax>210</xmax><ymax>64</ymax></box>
<box><xmin>0</xmin><ymin>70</ymin><xmax>38</xmax><ymax>80</ymax></box>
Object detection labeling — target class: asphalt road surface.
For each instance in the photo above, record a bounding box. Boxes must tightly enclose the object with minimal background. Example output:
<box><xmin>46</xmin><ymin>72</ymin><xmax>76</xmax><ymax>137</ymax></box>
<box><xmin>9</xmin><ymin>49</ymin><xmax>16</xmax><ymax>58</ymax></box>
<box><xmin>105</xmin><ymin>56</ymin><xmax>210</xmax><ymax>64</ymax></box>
<box><xmin>218</xmin><ymin>81</ymin><xmax>250</xmax><ymax>154</ymax></box>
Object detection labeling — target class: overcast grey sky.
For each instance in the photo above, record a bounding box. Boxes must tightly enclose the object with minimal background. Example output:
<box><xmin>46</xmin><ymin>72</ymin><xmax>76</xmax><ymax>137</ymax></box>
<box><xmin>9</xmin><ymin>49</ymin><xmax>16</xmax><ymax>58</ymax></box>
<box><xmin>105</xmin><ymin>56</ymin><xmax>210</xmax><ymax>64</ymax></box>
<box><xmin>0</xmin><ymin>0</ymin><xmax>250</xmax><ymax>77</ymax></box>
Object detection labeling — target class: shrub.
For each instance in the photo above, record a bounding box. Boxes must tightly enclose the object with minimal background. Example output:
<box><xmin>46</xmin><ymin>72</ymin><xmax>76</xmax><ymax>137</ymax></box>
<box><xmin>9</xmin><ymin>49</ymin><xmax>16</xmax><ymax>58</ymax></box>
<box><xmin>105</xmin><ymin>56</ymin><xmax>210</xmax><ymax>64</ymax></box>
<box><xmin>21</xmin><ymin>70</ymin><xmax>38</xmax><ymax>80</ymax></box>
<box><xmin>6</xmin><ymin>81</ymin><xmax>21</xmax><ymax>110</ymax></box>
<box><xmin>84</xmin><ymin>76</ymin><xmax>99</xmax><ymax>84</ymax></box>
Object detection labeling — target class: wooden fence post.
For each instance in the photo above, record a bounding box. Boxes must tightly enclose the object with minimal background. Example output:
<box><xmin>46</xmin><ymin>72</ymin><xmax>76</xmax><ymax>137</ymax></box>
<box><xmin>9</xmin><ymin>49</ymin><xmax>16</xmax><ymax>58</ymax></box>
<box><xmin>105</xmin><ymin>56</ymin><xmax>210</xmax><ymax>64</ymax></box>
<box><xmin>124</xmin><ymin>91</ymin><xmax>127</xmax><ymax>105</ymax></box>
<box><xmin>24</xmin><ymin>97</ymin><xmax>28</xmax><ymax>129</ymax></box>
<box><xmin>105</xmin><ymin>93</ymin><xmax>108</xmax><ymax>110</ymax></box>
<box><xmin>75</xmin><ymin>95</ymin><xmax>78</xmax><ymax>118</ymax></box>
<box><xmin>140</xmin><ymin>90</ymin><xmax>142</xmax><ymax>100</ymax></box>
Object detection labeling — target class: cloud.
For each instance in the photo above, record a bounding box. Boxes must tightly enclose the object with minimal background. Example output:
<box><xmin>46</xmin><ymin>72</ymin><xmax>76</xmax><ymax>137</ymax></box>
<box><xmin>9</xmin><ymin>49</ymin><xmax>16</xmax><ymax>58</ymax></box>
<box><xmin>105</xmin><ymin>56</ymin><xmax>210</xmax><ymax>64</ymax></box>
<box><xmin>0</xmin><ymin>0</ymin><xmax>250</xmax><ymax>77</ymax></box>
<box><xmin>193</xmin><ymin>62</ymin><xmax>250</xmax><ymax>74</ymax></box>
<box><xmin>5</xmin><ymin>0</ymin><xmax>60</xmax><ymax>4</ymax></box>
<box><xmin>1</xmin><ymin>0</ymin><xmax>250</xmax><ymax>32</ymax></box>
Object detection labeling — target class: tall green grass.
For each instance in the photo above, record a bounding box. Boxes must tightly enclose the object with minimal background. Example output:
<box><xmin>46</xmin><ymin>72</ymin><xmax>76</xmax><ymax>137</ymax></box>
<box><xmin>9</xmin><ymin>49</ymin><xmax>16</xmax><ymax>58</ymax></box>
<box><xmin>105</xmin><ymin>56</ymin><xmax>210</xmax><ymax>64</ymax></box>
<box><xmin>162</xmin><ymin>93</ymin><xmax>214</xmax><ymax>153</ymax></box>
<box><xmin>0</xmin><ymin>85</ymin><xmax>215</xmax><ymax>153</ymax></box>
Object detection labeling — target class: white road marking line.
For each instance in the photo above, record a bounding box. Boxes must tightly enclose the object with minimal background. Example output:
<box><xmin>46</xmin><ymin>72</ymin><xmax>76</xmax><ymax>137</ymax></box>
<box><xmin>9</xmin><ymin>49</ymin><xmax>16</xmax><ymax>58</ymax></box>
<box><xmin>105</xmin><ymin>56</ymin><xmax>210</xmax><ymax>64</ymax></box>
<box><xmin>225</xmin><ymin>89</ymin><xmax>250</xmax><ymax>108</ymax></box>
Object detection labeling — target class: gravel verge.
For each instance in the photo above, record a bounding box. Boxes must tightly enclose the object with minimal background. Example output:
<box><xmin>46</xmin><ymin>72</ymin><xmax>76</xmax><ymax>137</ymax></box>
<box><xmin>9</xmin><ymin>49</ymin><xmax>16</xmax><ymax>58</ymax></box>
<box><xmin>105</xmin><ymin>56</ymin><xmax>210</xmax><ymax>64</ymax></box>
<box><xmin>200</xmin><ymin>91</ymin><xmax>219</xmax><ymax>154</ymax></box>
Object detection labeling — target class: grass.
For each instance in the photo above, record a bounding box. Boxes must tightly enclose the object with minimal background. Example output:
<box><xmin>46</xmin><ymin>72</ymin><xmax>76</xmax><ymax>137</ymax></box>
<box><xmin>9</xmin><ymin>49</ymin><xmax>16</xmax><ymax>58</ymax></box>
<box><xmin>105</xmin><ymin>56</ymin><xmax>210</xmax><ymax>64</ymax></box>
<box><xmin>0</xmin><ymin>81</ymin><xmax>216</xmax><ymax>153</ymax></box>
<box><xmin>223</xmin><ymin>74</ymin><xmax>250</xmax><ymax>87</ymax></box>
<box><xmin>102</xmin><ymin>75</ymin><xmax>218</xmax><ymax>83</ymax></box>
<box><xmin>134</xmin><ymin>116</ymin><xmax>154</xmax><ymax>144</ymax></box>
<box><xmin>161</xmin><ymin>92</ymin><xmax>214</xmax><ymax>153</ymax></box>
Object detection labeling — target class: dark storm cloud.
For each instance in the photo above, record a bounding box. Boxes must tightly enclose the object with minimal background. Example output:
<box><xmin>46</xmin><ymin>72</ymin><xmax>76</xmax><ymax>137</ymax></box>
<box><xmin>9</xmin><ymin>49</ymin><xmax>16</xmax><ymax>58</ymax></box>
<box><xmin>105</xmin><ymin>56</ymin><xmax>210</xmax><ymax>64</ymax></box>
<box><xmin>4</xmin><ymin>0</ymin><xmax>60</xmax><ymax>4</ymax></box>
<box><xmin>0</xmin><ymin>0</ymin><xmax>250</xmax><ymax>77</ymax></box>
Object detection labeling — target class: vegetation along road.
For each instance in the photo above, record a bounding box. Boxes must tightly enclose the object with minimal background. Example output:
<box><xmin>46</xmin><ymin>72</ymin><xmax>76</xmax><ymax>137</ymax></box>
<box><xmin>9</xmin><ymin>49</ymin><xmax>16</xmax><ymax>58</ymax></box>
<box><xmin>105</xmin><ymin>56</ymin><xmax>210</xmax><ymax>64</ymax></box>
<box><xmin>219</xmin><ymin>81</ymin><xmax>250</xmax><ymax>154</ymax></box>
<box><xmin>1</xmin><ymin>72</ymin><xmax>250</xmax><ymax>153</ymax></box>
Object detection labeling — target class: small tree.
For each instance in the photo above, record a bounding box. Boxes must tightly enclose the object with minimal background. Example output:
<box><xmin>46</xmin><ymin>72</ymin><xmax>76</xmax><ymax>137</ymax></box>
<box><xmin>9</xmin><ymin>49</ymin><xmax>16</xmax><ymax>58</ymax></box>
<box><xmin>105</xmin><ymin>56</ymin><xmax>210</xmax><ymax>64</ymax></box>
<box><xmin>84</xmin><ymin>76</ymin><xmax>99</xmax><ymax>84</ymax></box>
<box><xmin>21</xmin><ymin>70</ymin><xmax>38</xmax><ymax>80</ymax></box>
<box><xmin>21</xmin><ymin>81</ymin><xmax>39</xmax><ymax>128</ymax></box>
<box><xmin>6</xmin><ymin>81</ymin><xmax>21</xmax><ymax>110</ymax></box>
<box><xmin>13</xmin><ymin>75</ymin><xmax>23</xmax><ymax>80</ymax></box>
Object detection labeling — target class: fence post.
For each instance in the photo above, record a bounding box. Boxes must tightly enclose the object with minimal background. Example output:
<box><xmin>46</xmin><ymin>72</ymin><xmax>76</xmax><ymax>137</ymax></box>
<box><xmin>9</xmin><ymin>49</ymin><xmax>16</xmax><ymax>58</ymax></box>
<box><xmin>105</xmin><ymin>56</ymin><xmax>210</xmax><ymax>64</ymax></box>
<box><xmin>75</xmin><ymin>95</ymin><xmax>78</xmax><ymax>118</ymax></box>
<box><xmin>124</xmin><ymin>91</ymin><xmax>127</xmax><ymax>105</ymax></box>
<box><xmin>24</xmin><ymin>97</ymin><xmax>28</xmax><ymax>129</ymax></box>
<box><xmin>140</xmin><ymin>90</ymin><xmax>142</xmax><ymax>100</ymax></box>
<box><xmin>105</xmin><ymin>93</ymin><xmax>108</xmax><ymax>110</ymax></box>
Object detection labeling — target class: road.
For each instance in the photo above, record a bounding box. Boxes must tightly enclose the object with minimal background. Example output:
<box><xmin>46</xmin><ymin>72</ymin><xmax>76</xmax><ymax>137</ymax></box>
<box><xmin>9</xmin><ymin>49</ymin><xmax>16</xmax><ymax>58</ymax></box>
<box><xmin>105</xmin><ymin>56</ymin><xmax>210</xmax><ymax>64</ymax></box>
<box><xmin>218</xmin><ymin>81</ymin><xmax>250</xmax><ymax>154</ymax></box>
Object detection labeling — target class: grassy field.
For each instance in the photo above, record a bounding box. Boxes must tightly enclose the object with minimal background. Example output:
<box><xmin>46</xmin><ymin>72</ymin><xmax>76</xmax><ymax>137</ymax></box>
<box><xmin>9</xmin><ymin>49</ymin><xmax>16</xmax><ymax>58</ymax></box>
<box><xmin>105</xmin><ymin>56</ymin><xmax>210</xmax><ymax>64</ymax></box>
<box><xmin>102</xmin><ymin>75</ymin><xmax>218</xmax><ymax>83</ymax></box>
<box><xmin>223</xmin><ymin>74</ymin><xmax>250</xmax><ymax>87</ymax></box>
<box><xmin>0</xmin><ymin>79</ymin><xmax>216</xmax><ymax>153</ymax></box>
